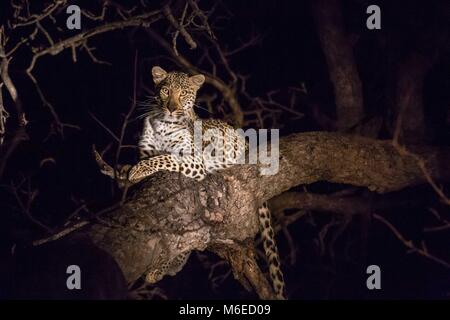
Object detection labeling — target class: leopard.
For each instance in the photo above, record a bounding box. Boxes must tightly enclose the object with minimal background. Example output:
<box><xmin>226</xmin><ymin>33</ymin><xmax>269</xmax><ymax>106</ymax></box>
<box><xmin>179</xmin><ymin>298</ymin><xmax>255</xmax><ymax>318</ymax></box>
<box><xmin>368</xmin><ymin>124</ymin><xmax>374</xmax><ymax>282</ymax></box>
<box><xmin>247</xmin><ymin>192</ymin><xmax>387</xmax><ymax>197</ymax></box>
<box><xmin>128</xmin><ymin>66</ymin><xmax>285</xmax><ymax>299</ymax></box>
<box><xmin>129</xmin><ymin>67</ymin><xmax>245</xmax><ymax>182</ymax></box>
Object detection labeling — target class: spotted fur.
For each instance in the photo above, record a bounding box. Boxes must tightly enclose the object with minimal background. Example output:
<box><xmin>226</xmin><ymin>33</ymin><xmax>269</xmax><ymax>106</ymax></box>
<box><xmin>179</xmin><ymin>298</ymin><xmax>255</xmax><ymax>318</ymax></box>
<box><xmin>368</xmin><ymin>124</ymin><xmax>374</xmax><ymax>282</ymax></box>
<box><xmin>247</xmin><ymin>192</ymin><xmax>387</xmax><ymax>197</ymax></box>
<box><xmin>145</xmin><ymin>251</ymin><xmax>191</xmax><ymax>284</ymax></box>
<box><xmin>129</xmin><ymin>67</ymin><xmax>245</xmax><ymax>182</ymax></box>
<box><xmin>258</xmin><ymin>203</ymin><xmax>285</xmax><ymax>299</ymax></box>
<box><xmin>130</xmin><ymin>66</ymin><xmax>285</xmax><ymax>299</ymax></box>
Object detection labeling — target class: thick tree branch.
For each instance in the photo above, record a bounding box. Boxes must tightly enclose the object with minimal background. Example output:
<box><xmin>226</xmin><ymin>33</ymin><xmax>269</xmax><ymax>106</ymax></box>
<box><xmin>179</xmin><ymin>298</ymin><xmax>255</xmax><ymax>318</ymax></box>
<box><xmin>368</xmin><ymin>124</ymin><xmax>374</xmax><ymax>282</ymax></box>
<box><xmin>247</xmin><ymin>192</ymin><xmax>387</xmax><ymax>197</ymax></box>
<box><xmin>311</xmin><ymin>0</ymin><xmax>365</xmax><ymax>132</ymax></box>
<box><xmin>66</xmin><ymin>131</ymin><xmax>450</xmax><ymax>299</ymax></box>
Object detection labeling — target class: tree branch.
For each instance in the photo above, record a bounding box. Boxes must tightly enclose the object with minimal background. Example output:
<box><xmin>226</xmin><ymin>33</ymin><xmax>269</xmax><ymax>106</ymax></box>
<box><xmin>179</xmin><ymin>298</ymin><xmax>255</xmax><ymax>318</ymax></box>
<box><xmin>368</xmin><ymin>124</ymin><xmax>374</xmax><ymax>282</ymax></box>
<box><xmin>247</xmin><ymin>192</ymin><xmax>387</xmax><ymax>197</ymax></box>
<box><xmin>311</xmin><ymin>0</ymin><xmax>364</xmax><ymax>132</ymax></box>
<box><xmin>58</xmin><ymin>131</ymin><xmax>450</xmax><ymax>299</ymax></box>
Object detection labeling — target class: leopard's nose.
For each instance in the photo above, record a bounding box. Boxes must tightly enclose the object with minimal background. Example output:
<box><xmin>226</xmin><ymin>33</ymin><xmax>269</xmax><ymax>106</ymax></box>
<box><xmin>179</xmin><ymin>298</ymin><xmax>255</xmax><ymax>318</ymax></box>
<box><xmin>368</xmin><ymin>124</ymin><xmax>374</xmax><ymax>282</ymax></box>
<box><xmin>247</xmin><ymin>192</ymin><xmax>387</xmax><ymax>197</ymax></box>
<box><xmin>167</xmin><ymin>101</ymin><xmax>177</xmax><ymax>113</ymax></box>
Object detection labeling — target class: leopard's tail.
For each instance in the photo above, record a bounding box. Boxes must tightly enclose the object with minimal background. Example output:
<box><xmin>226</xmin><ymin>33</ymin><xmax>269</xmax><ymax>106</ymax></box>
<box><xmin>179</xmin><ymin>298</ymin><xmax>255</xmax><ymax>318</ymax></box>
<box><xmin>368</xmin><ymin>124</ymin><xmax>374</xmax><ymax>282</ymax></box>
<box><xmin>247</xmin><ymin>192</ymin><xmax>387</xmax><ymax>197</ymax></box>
<box><xmin>258</xmin><ymin>202</ymin><xmax>286</xmax><ymax>300</ymax></box>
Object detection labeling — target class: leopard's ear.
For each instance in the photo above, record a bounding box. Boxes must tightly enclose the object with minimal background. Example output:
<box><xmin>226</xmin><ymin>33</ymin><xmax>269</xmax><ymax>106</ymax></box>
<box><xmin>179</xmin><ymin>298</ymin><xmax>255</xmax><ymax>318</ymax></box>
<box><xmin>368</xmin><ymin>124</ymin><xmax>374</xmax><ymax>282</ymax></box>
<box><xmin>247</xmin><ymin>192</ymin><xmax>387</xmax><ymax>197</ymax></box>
<box><xmin>152</xmin><ymin>66</ymin><xmax>167</xmax><ymax>85</ymax></box>
<box><xmin>189</xmin><ymin>74</ymin><xmax>205</xmax><ymax>89</ymax></box>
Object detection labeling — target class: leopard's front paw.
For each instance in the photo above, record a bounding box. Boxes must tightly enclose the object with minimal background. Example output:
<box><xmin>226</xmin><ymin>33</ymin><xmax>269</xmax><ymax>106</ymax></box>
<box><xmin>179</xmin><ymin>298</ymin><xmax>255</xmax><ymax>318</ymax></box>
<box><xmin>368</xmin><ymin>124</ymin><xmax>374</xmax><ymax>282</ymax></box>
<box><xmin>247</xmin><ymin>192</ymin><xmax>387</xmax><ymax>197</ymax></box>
<box><xmin>145</xmin><ymin>269</ymin><xmax>163</xmax><ymax>284</ymax></box>
<box><xmin>128</xmin><ymin>163</ymin><xmax>151</xmax><ymax>183</ymax></box>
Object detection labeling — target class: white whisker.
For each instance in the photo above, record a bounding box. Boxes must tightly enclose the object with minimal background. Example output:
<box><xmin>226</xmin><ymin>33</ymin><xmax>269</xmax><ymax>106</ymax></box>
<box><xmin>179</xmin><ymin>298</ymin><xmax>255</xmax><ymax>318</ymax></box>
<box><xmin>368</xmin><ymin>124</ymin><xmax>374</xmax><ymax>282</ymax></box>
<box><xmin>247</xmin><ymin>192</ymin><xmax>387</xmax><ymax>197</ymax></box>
<box><xmin>194</xmin><ymin>104</ymin><xmax>212</xmax><ymax>114</ymax></box>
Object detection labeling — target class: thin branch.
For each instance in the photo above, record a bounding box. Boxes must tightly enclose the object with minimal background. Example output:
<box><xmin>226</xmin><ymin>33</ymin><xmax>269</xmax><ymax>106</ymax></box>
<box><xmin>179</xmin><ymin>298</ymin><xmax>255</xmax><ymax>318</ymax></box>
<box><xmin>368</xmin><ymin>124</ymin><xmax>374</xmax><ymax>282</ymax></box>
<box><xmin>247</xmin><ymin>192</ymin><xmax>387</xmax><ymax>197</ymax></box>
<box><xmin>187</xmin><ymin>0</ymin><xmax>216</xmax><ymax>39</ymax></box>
<box><xmin>392</xmin><ymin>137</ymin><xmax>450</xmax><ymax>206</ymax></box>
<box><xmin>27</xmin><ymin>10</ymin><xmax>162</xmax><ymax>74</ymax></box>
<box><xmin>88</xmin><ymin>111</ymin><xmax>120</xmax><ymax>142</ymax></box>
<box><xmin>33</xmin><ymin>221</ymin><xmax>89</xmax><ymax>246</ymax></box>
<box><xmin>0</xmin><ymin>29</ymin><xmax>25</xmax><ymax>122</ymax></box>
<box><xmin>13</xmin><ymin>0</ymin><xmax>66</xmax><ymax>28</ymax></box>
<box><xmin>83</xmin><ymin>43</ymin><xmax>112</xmax><ymax>65</ymax></box>
<box><xmin>374</xmin><ymin>214</ymin><xmax>450</xmax><ymax>269</ymax></box>
<box><xmin>114</xmin><ymin>50</ymin><xmax>139</xmax><ymax>178</ymax></box>
<box><xmin>163</xmin><ymin>5</ymin><xmax>197</xmax><ymax>52</ymax></box>
<box><xmin>0</xmin><ymin>83</ymin><xmax>8</xmax><ymax>145</ymax></box>
<box><xmin>26</xmin><ymin>70</ymin><xmax>73</xmax><ymax>134</ymax></box>
<box><xmin>171</xmin><ymin>2</ymin><xmax>189</xmax><ymax>56</ymax></box>
<box><xmin>424</xmin><ymin>208</ymin><xmax>450</xmax><ymax>233</ymax></box>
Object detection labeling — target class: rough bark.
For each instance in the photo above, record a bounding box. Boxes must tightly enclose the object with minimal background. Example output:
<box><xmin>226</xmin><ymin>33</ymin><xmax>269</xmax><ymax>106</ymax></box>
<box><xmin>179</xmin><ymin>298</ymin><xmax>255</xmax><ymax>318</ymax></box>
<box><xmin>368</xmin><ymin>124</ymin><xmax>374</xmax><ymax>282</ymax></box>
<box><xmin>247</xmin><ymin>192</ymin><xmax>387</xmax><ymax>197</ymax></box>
<box><xmin>76</xmin><ymin>131</ymin><xmax>450</xmax><ymax>299</ymax></box>
<box><xmin>311</xmin><ymin>0</ymin><xmax>365</xmax><ymax>132</ymax></box>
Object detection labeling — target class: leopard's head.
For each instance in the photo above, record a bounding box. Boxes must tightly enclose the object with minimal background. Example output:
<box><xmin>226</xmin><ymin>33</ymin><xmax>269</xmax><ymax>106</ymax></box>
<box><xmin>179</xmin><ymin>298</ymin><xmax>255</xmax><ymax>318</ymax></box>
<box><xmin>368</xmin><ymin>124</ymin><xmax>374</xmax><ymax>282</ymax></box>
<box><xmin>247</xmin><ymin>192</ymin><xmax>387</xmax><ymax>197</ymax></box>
<box><xmin>150</xmin><ymin>66</ymin><xmax>205</xmax><ymax>122</ymax></box>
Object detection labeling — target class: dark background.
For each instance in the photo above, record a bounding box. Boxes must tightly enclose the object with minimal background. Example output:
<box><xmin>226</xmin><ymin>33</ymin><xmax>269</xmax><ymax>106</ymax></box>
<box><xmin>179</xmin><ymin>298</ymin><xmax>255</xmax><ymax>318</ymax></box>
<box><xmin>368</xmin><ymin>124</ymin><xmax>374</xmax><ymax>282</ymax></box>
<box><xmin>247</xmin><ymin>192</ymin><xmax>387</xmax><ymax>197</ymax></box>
<box><xmin>0</xmin><ymin>0</ymin><xmax>449</xmax><ymax>299</ymax></box>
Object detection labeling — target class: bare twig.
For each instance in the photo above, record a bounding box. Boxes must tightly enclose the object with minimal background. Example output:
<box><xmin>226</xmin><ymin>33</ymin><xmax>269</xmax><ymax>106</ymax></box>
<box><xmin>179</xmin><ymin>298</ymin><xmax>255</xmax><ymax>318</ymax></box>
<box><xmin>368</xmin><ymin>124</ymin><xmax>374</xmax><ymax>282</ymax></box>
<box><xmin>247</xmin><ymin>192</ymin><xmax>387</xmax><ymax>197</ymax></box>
<box><xmin>114</xmin><ymin>50</ymin><xmax>139</xmax><ymax>176</ymax></box>
<box><xmin>187</xmin><ymin>0</ymin><xmax>216</xmax><ymax>39</ymax></box>
<box><xmin>9</xmin><ymin>176</ymin><xmax>54</xmax><ymax>234</ymax></box>
<box><xmin>163</xmin><ymin>4</ymin><xmax>197</xmax><ymax>53</ymax></box>
<box><xmin>0</xmin><ymin>27</ymin><xmax>29</xmax><ymax>175</ymax></box>
<box><xmin>27</xmin><ymin>10</ymin><xmax>162</xmax><ymax>74</ymax></box>
<box><xmin>393</xmin><ymin>97</ymin><xmax>450</xmax><ymax>206</ymax></box>
<box><xmin>13</xmin><ymin>0</ymin><xmax>66</xmax><ymax>28</ymax></box>
<box><xmin>83</xmin><ymin>44</ymin><xmax>112</xmax><ymax>65</ymax></box>
<box><xmin>374</xmin><ymin>214</ymin><xmax>450</xmax><ymax>269</ymax></box>
<box><xmin>0</xmin><ymin>28</ymin><xmax>25</xmax><ymax>123</ymax></box>
<box><xmin>424</xmin><ymin>208</ymin><xmax>450</xmax><ymax>233</ymax></box>
<box><xmin>170</xmin><ymin>2</ymin><xmax>189</xmax><ymax>56</ymax></box>
<box><xmin>88</xmin><ymin>111</ymin><xmax>120</xmax><ymax>143</ymax></box>
<box><xmin>32</xmin><ymin>221</ymin><xmax>89</xmax><ymax>246</ymax></box>
<box><xmin>0</xmin><ymin>83</ymin><xmax>8</xmax><ymax>145</ymax></box>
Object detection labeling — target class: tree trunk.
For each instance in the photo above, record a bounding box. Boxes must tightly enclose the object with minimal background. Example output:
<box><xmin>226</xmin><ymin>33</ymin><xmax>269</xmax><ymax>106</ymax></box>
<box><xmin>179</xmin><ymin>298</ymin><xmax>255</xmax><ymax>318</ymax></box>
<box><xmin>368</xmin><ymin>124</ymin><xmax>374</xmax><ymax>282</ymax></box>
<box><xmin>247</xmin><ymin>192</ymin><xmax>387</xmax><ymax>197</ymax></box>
<box><xmin>311</xmin><ymin>0</ymin><xmax>365</xmax><ymax>132</ymax></box>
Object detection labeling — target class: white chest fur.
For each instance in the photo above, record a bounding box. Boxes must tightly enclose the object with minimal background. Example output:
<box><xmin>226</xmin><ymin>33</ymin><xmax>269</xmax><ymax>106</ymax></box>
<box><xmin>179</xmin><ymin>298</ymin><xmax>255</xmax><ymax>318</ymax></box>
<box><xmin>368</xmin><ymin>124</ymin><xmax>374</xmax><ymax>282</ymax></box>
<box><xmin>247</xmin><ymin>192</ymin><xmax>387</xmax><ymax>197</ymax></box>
<box><xmin>146</xmin><ymin>118</ymin><xmax>193</xmax><ymax>152</ymax></box>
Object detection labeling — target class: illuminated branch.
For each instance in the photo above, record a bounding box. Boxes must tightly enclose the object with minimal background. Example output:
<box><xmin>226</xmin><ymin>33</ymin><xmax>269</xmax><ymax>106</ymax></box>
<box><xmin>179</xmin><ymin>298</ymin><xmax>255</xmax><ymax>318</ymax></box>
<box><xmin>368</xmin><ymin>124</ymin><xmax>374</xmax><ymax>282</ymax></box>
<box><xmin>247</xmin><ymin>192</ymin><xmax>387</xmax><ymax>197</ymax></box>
<box><xmin>12</xmin><ymin>0</ymin><xmax>67</xmax><ymax>28</ymax></box>
<box><xmin>44</xmin><ymin>132</ymin><xmax>450</xmax><ymax>299</ymax></box>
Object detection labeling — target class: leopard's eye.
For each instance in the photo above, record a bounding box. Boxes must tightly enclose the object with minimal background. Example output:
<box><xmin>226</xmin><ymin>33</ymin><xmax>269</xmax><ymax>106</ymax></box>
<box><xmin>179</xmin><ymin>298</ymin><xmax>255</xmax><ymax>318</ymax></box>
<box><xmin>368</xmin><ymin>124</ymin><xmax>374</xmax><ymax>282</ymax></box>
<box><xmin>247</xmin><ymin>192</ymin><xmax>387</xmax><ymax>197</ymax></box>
<box><xmin>180</xmin><ymin>89</ymin><xmax>188</xmax><ymax>96</ymax></box>
<box><xmin>160</xmin><ymin>87</ymin><xmax>169</xmax><ymax>95</ymax></box>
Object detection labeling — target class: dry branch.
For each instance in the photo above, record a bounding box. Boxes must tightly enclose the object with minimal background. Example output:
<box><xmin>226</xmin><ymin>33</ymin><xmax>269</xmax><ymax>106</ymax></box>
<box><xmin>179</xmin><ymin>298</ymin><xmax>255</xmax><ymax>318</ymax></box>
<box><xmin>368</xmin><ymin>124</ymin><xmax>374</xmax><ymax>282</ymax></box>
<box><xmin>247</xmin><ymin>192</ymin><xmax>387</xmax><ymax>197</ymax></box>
<box><xmin>163</xmin><ymin>4</ymin><xmax>197</xmax><ymax>51</ymax></box>
<box><xmin>27</xmin><ymin>10</ymin><xmax>162</xmax><ymax>74</ymax></box>
<box><xmin>374</xmin><ymin>214</ymin><xmax>450</xmax><ymax>269</ymax></box>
